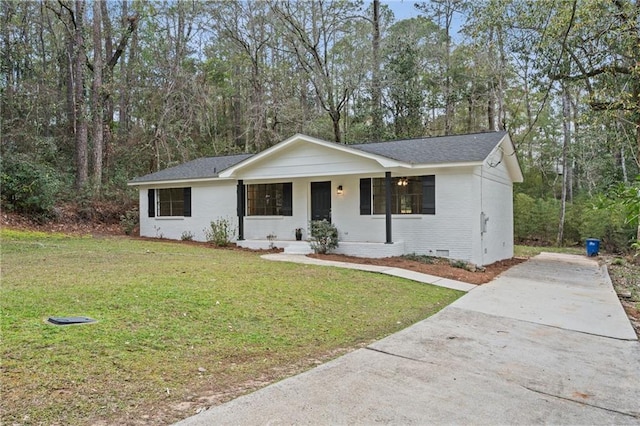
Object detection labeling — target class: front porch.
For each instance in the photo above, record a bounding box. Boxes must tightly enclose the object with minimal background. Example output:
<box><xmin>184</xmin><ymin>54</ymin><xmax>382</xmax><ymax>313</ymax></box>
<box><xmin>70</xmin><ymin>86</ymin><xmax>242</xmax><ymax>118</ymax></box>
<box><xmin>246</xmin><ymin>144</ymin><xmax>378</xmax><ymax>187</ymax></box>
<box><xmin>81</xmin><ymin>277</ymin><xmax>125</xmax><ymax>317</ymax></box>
<box><xmin>236</xmin><ymin>239</ymin><xmax>406</xmax><ymax>258</ymax></box>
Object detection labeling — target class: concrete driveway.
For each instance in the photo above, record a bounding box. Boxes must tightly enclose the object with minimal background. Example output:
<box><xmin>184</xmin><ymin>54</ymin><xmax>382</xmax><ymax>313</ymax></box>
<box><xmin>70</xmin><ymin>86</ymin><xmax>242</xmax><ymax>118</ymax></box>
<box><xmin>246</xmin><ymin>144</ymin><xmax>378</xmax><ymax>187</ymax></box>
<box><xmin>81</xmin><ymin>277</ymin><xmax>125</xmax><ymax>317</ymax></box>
<box><xmin>175</xmin><ymin>253</ymin><xmax>640</xmax><ymax>425</ymax></box>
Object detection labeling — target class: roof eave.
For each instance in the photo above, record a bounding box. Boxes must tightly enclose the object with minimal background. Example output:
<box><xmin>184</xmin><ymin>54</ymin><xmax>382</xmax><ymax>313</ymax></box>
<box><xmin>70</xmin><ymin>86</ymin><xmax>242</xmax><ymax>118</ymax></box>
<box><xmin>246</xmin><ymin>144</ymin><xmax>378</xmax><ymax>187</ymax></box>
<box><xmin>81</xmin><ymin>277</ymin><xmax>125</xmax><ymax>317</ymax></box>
<box><xmin>127</xmin><ymin>176</ymin><xmax>235</xmax><ymax>187</ymax></box>
<box><xmin>401</xmin><ymin>161</ymin><xmax>483</xmax><ymax>169</ymax></box>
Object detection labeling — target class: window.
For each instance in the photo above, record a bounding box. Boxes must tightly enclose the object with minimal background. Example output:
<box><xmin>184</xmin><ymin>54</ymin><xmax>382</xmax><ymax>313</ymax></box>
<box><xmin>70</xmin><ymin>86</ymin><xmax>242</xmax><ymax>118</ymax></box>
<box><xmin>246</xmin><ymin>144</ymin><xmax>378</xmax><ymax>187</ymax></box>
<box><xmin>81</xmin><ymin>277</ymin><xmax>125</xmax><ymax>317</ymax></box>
<box><xmin>152</xmin><ymin>187</ymin><xmax>191</xmax><ymax>217</ymax></box>
<box><xmin>360</xmin><ymin>176</ymin><xmax>435</xmax><ymax>215</ymax></box>
<box><xmin>246</xmin><ymin>183</ymin><xmax>292</xmax><ymax>216</ymax></box>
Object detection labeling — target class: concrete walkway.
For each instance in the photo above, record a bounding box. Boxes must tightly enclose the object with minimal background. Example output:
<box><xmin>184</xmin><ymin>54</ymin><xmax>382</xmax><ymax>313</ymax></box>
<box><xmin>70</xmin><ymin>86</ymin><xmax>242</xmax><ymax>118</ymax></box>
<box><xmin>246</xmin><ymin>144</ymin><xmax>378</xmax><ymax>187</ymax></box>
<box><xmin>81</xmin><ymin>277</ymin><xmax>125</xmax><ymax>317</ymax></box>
<box><xmin>260</xmin><ymin>253</ymin><xmax>477</xmax><ymax>292</ymax></box>
<box><xmin>175</xmin><ymin>253</ymin><xmax>640</xmax><ymax>425</ymax></box>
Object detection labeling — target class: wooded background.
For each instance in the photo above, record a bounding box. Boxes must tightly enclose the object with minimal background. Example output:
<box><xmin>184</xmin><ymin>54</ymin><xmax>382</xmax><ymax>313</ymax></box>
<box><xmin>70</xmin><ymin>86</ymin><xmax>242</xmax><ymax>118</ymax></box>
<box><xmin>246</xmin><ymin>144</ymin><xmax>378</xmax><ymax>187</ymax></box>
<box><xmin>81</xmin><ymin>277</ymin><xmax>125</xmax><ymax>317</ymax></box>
<box><xmin>1</xmin><ymin>0</ymin><xmax>639</xmax><ymax>250</ymax></box>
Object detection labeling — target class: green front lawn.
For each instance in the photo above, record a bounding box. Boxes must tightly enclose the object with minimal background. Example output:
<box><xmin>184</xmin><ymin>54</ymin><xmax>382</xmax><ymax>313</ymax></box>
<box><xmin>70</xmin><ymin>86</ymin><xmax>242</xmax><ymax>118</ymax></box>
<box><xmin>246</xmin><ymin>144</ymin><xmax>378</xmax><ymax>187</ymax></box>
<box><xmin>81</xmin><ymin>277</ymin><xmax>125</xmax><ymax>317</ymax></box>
<box><xmin>0</xmin><ymin>229</ymin><xmax>462</xmax><ymax>425</ymax></box>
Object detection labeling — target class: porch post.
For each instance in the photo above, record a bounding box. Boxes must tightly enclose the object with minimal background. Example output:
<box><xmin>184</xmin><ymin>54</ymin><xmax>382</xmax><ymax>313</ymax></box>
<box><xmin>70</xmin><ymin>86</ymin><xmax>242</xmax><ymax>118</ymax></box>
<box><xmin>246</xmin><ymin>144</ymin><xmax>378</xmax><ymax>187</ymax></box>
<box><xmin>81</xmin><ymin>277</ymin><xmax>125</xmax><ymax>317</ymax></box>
<box><xmin>385</xmin><ymin>171</ymin><xmax>392</xmax><ymax>244</ymax></box>
<box><xmin>237</xmin><ymin>179</ymin><xmax>245</xmax><ymax>241</ymax></box>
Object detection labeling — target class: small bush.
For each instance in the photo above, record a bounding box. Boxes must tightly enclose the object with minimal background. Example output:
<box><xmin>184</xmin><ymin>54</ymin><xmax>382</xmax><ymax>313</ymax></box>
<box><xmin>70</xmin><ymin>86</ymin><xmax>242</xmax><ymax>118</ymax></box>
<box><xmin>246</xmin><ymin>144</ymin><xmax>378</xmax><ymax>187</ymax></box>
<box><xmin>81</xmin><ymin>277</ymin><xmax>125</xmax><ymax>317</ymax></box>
<box><xmin>204</xmin><ymin>217</ymin><xmax>235</xmax><ymax>246</ymax></box>
<box><xmin>181</xmin><ymin>231</ymin><xmax>194</xmax><ymax>241</ymax></box>
<box><xmin>449</xmin><ymin>259</ymin><xmax>468</xmax><ymax>270</ymax></box>
<box><xmin>401</xmin><ymin>253</ymin><xmax>436</xmax><ymax>264</ymax></box>
<box><xmin>266</xmin><ymin>233</ymin><xmax>277</xmax><ymax>249</ymax></box>
<box><xmin>611</xmin><ymin>257</ymin><xmax>626</xmax><ymax>266</ymax></box>
<box><xmin>308</xmin><ymin>220</ymin><xmax>339</xmax><ymax>254</ymax></box>
<box><xmin>120</xmin><ymin>209</ymin><xmax>139</xmax><ymax>235</ymax></box>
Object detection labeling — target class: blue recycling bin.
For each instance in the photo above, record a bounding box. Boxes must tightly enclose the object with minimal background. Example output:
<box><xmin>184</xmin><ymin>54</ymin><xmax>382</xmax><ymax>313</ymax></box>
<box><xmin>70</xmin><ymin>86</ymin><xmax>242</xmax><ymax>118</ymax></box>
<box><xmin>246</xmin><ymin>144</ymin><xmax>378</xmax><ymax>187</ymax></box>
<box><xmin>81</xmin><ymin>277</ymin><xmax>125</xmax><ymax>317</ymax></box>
<box><xmin>586</xmin><ymin>238</ymin><xmax>600</xmax><ymax>256</ymax></box>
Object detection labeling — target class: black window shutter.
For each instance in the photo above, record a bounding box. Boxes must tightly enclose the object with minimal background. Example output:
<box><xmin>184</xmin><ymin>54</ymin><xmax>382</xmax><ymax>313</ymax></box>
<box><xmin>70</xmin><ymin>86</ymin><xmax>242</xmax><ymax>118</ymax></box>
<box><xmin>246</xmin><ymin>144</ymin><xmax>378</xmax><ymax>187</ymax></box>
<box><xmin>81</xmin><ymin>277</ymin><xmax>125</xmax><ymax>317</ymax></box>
<box><xmin>360</xmin><ymin>178</ymin><xmax>371</xmax><ymax>215</ymax></box>
<box><xmin>148</xmin><ymin>189</ymin><xmax>155</xmax><ymax>217</ymax></box>
<box><xmin>282</xmin><ymin>183</ymin><xmax>292</xmax><ymax>216</ymax></box>
<box><xmin>183</xmin><ymin>187</ymin><xmax>192</xmax><ymax>217</ymax></box>
<box><xmin>422</xmin><ymin>175</ymin><xmax>435</xmax><ymax>214</ymax></box>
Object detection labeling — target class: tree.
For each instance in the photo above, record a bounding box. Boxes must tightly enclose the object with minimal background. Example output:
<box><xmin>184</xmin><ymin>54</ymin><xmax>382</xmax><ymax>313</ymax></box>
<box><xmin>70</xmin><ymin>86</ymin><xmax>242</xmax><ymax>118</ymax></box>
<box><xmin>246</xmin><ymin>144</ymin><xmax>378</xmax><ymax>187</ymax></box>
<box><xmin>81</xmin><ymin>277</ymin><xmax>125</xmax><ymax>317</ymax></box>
<box><xmin>270</xmin><ymin>0</ymin><xmax>364</xmax><ymax>143</ymax></box>
<box><xmin>91</xmin><ymin>0</ymin><xmax>103</xmax><ymax>190</ymax></box>
<box><xmin>417</xmin><ymin>0</ymin><xmax>465</xmax><ymax>135</ymax></box>
<box><xmin>382</xmin><ymin>17</ymin><xmax>443</xmax><ymax>138</ymax></box>
<box><xmin>369</xmin><ymin>0</ymin><xmax>383</xmax><ymax>141</ymax></box>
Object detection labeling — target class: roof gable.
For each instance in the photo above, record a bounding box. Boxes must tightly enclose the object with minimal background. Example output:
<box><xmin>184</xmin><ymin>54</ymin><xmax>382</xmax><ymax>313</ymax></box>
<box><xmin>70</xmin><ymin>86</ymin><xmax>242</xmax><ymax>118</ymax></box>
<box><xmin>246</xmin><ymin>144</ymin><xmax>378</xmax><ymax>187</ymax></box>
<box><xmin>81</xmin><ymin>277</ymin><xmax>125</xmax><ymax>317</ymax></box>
<box><xmin>218</xmin><ymin>134</ymin><xmax>406</xmax><ymax>178</ymax></box>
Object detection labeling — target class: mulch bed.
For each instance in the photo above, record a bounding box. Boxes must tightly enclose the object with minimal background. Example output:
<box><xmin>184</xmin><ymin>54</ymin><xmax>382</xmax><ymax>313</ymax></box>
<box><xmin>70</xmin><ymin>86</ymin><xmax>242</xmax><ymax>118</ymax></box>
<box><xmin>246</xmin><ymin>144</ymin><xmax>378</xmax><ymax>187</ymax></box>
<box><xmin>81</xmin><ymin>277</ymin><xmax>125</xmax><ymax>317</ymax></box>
<box><xmin>308</xmin><ymin>253</ymin><xmax>525</xmax><ymax>285</ymax></box>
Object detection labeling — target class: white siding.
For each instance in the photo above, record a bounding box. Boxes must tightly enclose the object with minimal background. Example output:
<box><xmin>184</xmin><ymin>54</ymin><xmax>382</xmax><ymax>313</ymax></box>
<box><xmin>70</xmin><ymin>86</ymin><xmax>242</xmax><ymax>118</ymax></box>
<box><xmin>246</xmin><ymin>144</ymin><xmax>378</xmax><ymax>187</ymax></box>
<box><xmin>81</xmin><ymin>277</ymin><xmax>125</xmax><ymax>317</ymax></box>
<box><xmin>327</xmin><ymin>169</ymin><xmax>478</xmax><ymax>262</ymax></box>
<box><xmin>478</xmin><ymin>149</ymin><xmax>515</xmax><ymax>264</ymax></box>
<box><xmin>139</xmin><ymin>180</ymin><xmax>237</xmax><ymax>242</ymax></box>
<box><xmin>237</xmin><ymin>142</ymin><xmax>385</xmax><ymax>179</ymax></box>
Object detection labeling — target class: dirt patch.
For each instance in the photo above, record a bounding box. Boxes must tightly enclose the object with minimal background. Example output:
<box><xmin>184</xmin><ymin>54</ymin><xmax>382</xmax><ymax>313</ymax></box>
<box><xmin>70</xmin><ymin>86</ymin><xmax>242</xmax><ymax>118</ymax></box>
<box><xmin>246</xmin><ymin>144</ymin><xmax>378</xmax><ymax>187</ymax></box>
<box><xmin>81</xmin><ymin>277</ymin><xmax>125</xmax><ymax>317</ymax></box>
<box><xmin>1</xmin><ymin>205</ymin><xmax>125</xmax><ymax>236</ymax></box>
<box><xmin>308</xmin><ymin>253</ymin><xmax>525</xmax><ymax>285</ymax></box>
<box><xmin>606</xmin><ymin>255</ymin><xmax>640</xmax><ymax>338</ymax></box>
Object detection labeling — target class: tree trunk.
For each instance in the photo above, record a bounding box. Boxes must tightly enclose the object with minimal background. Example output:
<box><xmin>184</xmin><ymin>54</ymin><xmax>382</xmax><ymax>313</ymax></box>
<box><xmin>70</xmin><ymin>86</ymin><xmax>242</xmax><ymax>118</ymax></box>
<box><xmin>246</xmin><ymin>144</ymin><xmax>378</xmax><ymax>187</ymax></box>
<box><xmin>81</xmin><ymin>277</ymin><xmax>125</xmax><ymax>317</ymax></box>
<box><xmin>370</xmin><ymin>0</ymin><xmax>382</xmax><ymax>141</ymax></box>
<box><xmin>443</xmin><ymin>2</ymin><xmax>454</xmax><ymax>135</ymax></box>
<box><xmin>91</xmin><ymin>0</ymin><xmax>104</xmax><ymax>192</ymax></box>
<box><xmin>486</xmin><ymin>27</ymin><xmax>496</xmax><ymax>131</ymax></box>
<box><xmin>331</xmin><ymin>109</ymin><xmax>342</xmax><ymax>143</ymax></box>
<box><xmin>557</xmin><ymin>84</ymin><xmax>571</xmax><ymax>246</ymax></box>
<box><xmin>74</xmin><ymin>0</ymin><xmax>88</xmax><ymax>190</ymax></box>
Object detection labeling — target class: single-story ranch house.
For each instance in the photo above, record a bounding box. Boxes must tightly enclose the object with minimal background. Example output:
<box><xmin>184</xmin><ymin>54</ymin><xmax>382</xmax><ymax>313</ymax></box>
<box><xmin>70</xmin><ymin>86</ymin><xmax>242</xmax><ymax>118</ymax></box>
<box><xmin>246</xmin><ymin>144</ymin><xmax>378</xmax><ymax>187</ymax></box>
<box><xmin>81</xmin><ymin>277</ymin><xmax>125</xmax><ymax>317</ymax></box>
<box><xmin>129</xmin><ymin>131</ymin><xmax>523</xmax><ymax>266</ymax></box>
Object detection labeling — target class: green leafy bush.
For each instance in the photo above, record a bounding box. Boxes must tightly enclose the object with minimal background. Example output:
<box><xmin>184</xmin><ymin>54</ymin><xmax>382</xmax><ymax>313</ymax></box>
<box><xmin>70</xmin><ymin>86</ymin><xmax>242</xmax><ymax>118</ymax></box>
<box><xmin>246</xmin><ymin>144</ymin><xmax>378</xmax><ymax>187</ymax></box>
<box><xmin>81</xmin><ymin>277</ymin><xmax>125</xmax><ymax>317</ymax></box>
<box><xmin>204</xmin><ymin>217</ymin><xmax>235</xmax><ymax>246</ymax></box>
<box><xmin>120</xmin><ymin>209</ymin><xmax>139</xmax><ymax>235</ymax></box>
<box><xmin>514</xmin><ymin>190</ymin><xmax>635</xmax><ymax>252</ymax></box>
<box><xmin>401</xmin><ymin>253</ymin><xmax>436</xmax><ymax>264</ymax></box>
<box><xmin>308</xmin><ymin>219</ymin><xmax>339</xmax><ymax>254</ymax></box>
<box><xmin>580</xmin><ymin>193</ymin><xmax>635</xmax><ymax>253</ymax></box>
<box><xmin>513</xmin><ymin>193</ymin><xmax>560</xmax><ymax>244</ymax></box>
<box><xmin>0</xmin><ymin>154</ymin><xmax>61</xmax><ymax>218</ymax></box>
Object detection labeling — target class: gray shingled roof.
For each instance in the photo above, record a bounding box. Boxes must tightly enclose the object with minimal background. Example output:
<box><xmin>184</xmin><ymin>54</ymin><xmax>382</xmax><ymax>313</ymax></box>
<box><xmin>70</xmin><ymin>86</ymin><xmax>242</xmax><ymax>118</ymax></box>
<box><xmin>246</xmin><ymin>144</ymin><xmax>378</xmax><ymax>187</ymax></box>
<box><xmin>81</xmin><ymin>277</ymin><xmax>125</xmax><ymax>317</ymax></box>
<box><xmin>350</xmin><ymin>131</ymin><xmax>507</xmax><ymax>164</ymax></box>
<box><xmin>129</xmin><ymin>153</ymin><xmax>253</xmax><ymax>183</ymax></box>
<box><xmin>130</xmin><ymin>132</ymin><xmax>507</xmax><ymax>183</ymax></box>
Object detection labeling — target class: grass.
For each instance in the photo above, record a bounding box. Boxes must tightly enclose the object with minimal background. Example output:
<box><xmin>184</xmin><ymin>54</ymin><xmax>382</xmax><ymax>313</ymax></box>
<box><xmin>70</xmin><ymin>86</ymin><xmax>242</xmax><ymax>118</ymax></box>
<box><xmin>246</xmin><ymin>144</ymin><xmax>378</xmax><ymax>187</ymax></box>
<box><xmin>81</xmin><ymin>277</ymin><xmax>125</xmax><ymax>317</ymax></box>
<box><xmin>514</xmin><ymin>244</ymin><xmax>585</xmax><ymax>258</ymax></box>
<box><xmin>0</xmin><ymin>229</ymin><xmax>462</xmax><ymax>425</ymax></box>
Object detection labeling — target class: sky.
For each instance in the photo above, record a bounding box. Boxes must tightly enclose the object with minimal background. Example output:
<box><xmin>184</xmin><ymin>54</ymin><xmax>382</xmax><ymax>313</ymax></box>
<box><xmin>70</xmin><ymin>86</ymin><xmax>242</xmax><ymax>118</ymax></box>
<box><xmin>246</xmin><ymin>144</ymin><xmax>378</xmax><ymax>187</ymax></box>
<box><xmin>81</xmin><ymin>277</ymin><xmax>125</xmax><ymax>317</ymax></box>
<box><xmin>378</xmin><ymin>0</ymin><xmax>465</xmax><ymax>39</ymax></box>
<box><xmin>381</xmin><ymin>0</ymin><xmax>422</xmax><ymax>21</ymax></box>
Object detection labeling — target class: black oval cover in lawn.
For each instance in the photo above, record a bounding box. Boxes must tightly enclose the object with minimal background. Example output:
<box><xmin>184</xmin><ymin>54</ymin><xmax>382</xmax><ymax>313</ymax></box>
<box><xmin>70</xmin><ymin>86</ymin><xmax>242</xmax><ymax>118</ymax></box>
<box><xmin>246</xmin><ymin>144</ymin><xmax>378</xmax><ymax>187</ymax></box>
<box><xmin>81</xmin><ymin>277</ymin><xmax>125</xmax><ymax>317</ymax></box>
<box><xmin>47</xmin><ymin>316</ymin><xmax>96</xmax><ymax>325</ymax></box>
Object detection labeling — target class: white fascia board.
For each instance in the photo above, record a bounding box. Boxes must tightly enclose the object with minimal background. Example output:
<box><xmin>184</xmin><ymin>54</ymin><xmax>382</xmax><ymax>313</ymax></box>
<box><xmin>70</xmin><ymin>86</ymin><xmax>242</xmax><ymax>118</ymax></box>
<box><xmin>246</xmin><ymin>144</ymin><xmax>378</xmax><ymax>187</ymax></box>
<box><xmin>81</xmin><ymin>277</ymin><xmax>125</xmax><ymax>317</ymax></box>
<box><xmin>127</xmin><ymin>177</ymin><xmax>234</xmax><ymax>187</ymax></box>
<box><xmin>496</xmin><ymin>134</ymin><xmax>524</xmax><ymax>183</ymax></box>
<box><xmin>218</xmin><ymin>133</ymin><xmax>408</xmax><ymax>178</ymax></box>
<box><xmin>397</xmin><ymin>161</ymin><xmax>483</xmax><ymax>171</ymax></box>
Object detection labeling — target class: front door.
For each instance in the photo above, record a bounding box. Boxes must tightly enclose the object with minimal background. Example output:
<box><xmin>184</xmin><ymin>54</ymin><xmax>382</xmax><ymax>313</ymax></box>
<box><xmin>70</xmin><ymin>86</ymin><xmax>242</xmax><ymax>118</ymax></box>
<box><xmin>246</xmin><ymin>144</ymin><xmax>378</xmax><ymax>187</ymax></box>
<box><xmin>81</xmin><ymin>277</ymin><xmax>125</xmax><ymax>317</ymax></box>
<box><xmin>311</xmin><ymin>181</ymin><xmax>331</xmax><ymax>222</ymax></box>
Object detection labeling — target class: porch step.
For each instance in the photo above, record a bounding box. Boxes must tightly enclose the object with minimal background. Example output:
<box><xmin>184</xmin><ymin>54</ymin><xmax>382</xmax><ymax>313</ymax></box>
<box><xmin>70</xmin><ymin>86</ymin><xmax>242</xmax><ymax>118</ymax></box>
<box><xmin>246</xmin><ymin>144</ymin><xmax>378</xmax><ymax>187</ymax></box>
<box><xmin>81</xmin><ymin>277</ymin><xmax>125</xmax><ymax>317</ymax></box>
<box><xmin>283</xmin><ymin>241</ymin><xmax>312</xmax><ymax>255</ymax></box>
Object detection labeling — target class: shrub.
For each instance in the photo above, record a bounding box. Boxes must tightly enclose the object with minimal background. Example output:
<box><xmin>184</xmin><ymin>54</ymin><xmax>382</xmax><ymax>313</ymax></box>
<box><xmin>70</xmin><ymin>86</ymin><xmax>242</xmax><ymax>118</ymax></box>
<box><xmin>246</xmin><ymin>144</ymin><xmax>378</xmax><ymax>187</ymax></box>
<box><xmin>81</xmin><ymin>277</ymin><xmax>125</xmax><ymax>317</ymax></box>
<box><xmin>513</xmin><ymin>193</ymin><xmax>560</xmax><ymax>244</ymax></box>
<box><xmin>580</xmin><ymin>196</ymin><xmax>634</xmax><ymax>253</ymax></box>
<box><xmin>401</xmin><ymin>253</ymin><xmax>436</xmax><ymax>264</ymax></box>
<box><xmin>204</xmin><ymin>217</ymin><xmax>235</xmax><ymax>246</ymax></box>
<box><xmin>0</xmin><ymin>154</ymin><xmax>61</xmax><ymax>218</ymax></box>
<box><xmin>308</xmin><ymin>219</ymin><xmax>339</xmax><ymax>254</ymax></box>
<box><xmin>181</xmin><ymin>231</ymin><xmax>195</xmax><ymax>241</ymax></box>
<box><xmin>120</xmin><ymin>209</ymin><xmax>139</xmax><ymax>235</ymax></box>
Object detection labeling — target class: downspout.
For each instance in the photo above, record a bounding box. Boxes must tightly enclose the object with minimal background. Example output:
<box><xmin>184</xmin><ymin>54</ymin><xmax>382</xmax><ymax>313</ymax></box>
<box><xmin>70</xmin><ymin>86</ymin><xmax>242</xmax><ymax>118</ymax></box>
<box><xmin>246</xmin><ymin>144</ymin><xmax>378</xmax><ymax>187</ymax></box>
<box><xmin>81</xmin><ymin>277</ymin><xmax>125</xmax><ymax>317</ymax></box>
<box><xmin>237</xmin><ymin>179</ymin><xmax>245</xmax><ymax>241</ymax></box>
<box><xmin>385</xmin><ymin>171</ymin><xmax>392</xmax><ymax>244</ymax></box>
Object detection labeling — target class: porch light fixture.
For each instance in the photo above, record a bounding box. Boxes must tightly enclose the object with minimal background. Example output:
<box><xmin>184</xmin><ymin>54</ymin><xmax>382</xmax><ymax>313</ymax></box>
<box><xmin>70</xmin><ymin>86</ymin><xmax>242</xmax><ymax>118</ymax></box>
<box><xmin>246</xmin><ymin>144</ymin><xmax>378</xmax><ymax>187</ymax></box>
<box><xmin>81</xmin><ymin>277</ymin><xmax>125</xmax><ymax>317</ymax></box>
<box><xmin>337</xmin><ymin>185</ymin><xmax>343</xmax><ymax>195</ymax></box>
<box><xmin>397</xmin><ymin>178</ymin><xmax>409</xmax><ymax>186</ymax></box>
